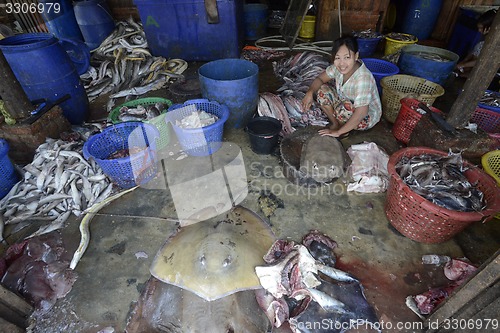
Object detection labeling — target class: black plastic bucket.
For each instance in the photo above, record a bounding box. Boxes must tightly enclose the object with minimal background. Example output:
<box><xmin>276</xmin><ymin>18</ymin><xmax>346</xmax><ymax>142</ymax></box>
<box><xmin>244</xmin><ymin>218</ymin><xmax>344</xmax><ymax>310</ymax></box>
<box><xmin>246</xmin><ymin>116</ymin><xmax>281</xmax><ymax>154</ymax></box>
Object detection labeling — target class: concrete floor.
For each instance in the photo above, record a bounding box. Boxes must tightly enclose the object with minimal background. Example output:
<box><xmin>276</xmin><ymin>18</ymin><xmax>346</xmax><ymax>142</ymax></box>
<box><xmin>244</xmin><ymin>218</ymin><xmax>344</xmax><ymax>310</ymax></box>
<box><xmin>24</xmin><ymin>51</ymin><xmax>500</xmax><ymax>332</ymax></box>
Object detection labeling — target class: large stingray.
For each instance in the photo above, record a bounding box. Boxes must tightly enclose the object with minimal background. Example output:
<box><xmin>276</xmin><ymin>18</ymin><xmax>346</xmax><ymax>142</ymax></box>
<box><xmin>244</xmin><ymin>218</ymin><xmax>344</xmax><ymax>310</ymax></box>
<box><xmin>150</xmin><ymin>205</ymin><xmax>276</xmax><ymax>301</ymax></box>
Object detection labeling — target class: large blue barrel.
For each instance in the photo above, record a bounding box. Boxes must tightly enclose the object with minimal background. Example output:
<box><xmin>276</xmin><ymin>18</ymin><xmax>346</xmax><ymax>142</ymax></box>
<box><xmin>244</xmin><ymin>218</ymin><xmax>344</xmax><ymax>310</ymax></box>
<box><xmin>398</xmin><ymin>44</ymin><xmax>459</xmax><ymax>86</ymax></box>
<box><xmin>401</xmin><ymin>0</ymin><xmax>443</xmax><ymax>40</ymax></box>
<box><xmin>0</xmin><ymin>139</ymin><xmax>19</xmax><ymax>200</ymax></box>
<box><xmin>199</xmin><ymin>59</ymin><xmax>259</xmax><ymax>129</ymax></box>
<box><xmin>74</xmin><ymin>0</ymin><xmax>115</xmax><ymax>50</ymax></box>
<box><xmin>244</xmin><ymin>3</ymin><xmax>268</xmax><ymax>40</ymax></box>
<box><xmin>0</xmin><ymin>33</ymin><xmax>89</xmax><ymax>124</ymax></box>
<box><xmin>39</xmin><ymin>0</ymin><xmax>83</xmax><ymax>42</ymax></box>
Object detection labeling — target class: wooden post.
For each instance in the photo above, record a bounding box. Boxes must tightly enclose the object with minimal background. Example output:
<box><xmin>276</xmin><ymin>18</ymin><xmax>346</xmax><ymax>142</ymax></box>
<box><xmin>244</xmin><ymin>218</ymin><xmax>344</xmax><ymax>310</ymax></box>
<box><xmin>0</xmin><ymin>50</ymin><xmax>32</xmax><ymax>120</ymax></box>
<box><xmin>447</xmin><ymin>10</ymin><xmax>500</xmax><ymax>128</ymax></box>
<box><xmin>0</xmin><ymin>284</ymin><xmax>33</xmax><ymax>329</ymax></box>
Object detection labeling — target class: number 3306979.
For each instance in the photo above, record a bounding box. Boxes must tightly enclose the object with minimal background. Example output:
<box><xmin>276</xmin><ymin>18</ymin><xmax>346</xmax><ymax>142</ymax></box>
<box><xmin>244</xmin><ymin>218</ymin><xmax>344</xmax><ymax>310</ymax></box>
<box><xmin>5</xmin><ymin>2</ymin><xmax>61</xmax><ymax>14</ymax></box>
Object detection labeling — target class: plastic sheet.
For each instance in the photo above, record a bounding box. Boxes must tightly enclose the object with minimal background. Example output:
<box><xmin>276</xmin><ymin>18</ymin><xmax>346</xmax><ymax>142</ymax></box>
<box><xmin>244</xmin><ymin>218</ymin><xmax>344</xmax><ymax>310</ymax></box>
<box><xmin>346</xmin><ymin>142</ymin><xmax>389</xmax><ymax>193</ymax></box>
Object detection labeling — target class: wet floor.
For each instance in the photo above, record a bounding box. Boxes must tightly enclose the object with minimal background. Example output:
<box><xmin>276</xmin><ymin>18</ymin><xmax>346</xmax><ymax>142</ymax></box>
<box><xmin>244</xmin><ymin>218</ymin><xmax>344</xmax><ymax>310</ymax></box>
<box><xmin>12</xmin><ymin>49</ymin><xmax>500</xmax><ymax>332</ymax></box>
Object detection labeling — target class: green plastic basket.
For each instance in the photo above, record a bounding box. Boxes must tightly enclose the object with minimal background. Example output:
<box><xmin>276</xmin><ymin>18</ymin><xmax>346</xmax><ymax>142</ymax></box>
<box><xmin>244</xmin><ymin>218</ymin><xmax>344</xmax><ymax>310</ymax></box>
<box><xmin>109</xmin><ymin>97</ymin><xmax>173</xmax><ymax>149</ymax></box>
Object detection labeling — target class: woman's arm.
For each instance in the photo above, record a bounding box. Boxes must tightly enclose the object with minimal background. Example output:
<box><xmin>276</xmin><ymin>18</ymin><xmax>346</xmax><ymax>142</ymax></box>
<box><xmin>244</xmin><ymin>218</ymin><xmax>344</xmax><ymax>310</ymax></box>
<box><xmin>318</xmin><ymin>105</ymin><xmax>369</xmax><ymax>137</ymax></box>
<box><xmin>302</xmin><ymin>71</ymin><xmax>331</xmax><ymax>110</ymax></box>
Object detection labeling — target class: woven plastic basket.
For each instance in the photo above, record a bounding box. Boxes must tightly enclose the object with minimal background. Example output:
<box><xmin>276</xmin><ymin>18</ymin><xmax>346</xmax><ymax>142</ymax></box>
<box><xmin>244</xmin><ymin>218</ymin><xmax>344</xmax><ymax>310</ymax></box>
<box><xmin>385</xmin><ymin>147</ymin><xmax>500</xmax><ymax>243</ymax></box>
<box><xmin>470</xmin><ymin>107</ymin><xmax>500</xmax><ymax>134</ymax></box>
<box><xmin>166</xmin><ymin>99</ymin><xmax>229</xmax><ymax>156</ymax></box>
<box><xmin>478</xmin><ymin>90</ymin><xmax>500</xmax><ymax>114</ymax></box>
<box><xmin>0</xmin><ymin>139</ymin><xmax>19</xmax><ymax>199</ymax></box>
<box><xmin>380</xmin><ymin>74</ymin><xmax>445</xmax><ymax>123</ymax></box>
<box><xmin>363</xmin><ymin>58</ymin><xmax>399</xmax><ymax>94</ymax></box>
<box><xmin>481</xmin><ymin>150</ymin><xmax>500</xmax><ymax>219</ymax></box>
<box><xmin>109</xmin><ymin>97</ymin><xmax>172</xmax><ymax>150</ymax></box>
<box><xmin>392</xmin><ymin>98</ymin><xmax>442</xmax><ymax>144</ymax></box>
<box><xmin>83</xmin><ymin>122</ymin><xmax>160</xmax><ymax>189</ymax></box>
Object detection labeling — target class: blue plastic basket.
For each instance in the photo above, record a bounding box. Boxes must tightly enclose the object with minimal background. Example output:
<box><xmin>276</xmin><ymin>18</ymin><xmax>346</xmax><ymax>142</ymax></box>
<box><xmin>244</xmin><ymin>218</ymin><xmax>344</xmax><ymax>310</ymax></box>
<box><xmin>478</xmin><ymin>90</ymin><xmax>500</xmax><ymax>114</ymax></box>
<box><xmin>83</xmin><ymin>122</ymin><xmax>160</xmax><ymax>189</ymax></box>
<box><xmin>357</xmin><ymin>36</ymin><xmax>383</xmax><ymax>58</ymax></box>
<box><xmin>0</xmin><ymin>139</ymin><xmax>19</xmax><ymax>199</ymax></box>
<box><xmin>363</xmin><ymin>58</ymin><xmax>400</xmax><ymax>94</ymax></box>
<box><xmin>166</xmin><ymin>99</ymin><xmax>229</xmax><ymax>156</ymax></box>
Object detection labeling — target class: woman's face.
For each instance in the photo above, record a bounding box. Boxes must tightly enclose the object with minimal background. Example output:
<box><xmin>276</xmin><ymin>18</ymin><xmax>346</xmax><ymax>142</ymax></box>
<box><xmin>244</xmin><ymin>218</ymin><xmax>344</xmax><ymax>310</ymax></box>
<box><xmin>333</xmin><ymin>45</ymin><xmax>358</xmax><ymax>76</ymax></box>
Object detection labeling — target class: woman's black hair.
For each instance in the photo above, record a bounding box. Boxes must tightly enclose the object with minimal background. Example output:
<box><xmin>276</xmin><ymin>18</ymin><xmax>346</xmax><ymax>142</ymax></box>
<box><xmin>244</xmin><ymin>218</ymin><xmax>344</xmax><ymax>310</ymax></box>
<box><xmin>332</xmin><ymin>35</ymin><xmax>359</xmax><ymax>57</ymax></box>
<box><xmin>478</xmin><ymin>9</ymin><xmax>497</xmax><ymax>29</ymax></box>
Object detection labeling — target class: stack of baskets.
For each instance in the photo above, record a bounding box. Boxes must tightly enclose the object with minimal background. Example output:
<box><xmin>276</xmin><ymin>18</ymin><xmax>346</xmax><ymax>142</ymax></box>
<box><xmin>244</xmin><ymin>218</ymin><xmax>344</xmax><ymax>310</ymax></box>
<box><xmin>83</xmin><ymin>122</ymin><xmax>160</xmax><ymax>189</ymax></box>
<box><xmin>0</xmin><ymin>139</ymin><xmax>19</xmax><ymax>199</ymax></box>
<box><xmin>473</xmin><ymin>90</ymin><xmax>500</xmax><ymax>143</ymax></box>
<box><xmin>392</xmin><ymin>98</ymin><xmax>442</xmax><ymax>144</ymax></box>
<box><xmin>380</xmin><ymin>74</ymin><xmax>445</xmax><ymax>123</ymax></box>
<box><xmin>166</xmin><ymin>99</ymin><xmax>229</xmax><ymax>156</ymax></box>
<box><xmin>385</xmin><ymin>147</ymin><xmax>500</xmax><ymax>243</ymax></box>
<box><xmin>109</xmin><ymin>97</ymin><xmax>172</xmax><ymax>150</ymax></box>
<box><xmin>362</xmin><ymin>58</ymin><xmax>399</xmax><ymax>95</ymax></box>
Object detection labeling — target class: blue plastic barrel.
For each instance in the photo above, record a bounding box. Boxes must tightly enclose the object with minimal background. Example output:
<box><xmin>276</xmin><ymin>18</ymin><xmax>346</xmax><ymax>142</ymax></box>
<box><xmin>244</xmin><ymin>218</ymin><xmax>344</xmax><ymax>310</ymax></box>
<box><xmin>447</xmin><ymin>7</ymin><xmax>482</xmax><ymax>60</ymax></box>
<box><xmin>74</xmin><ymin>0</ymin><xmax>115</xmax><ymax>50</ymax></box>
<box><xmin>199</xmin><ymin>59</ymin><xmax>259</xmax><ymax>129</ymax></box>
<box><xmin>401</xmin><ymin>0</ymin><xmax>443</xmax><ymax>40</ymax></box>
<box><xmin>398</xmin><ymin>44</ymin><xmax>459</xmax><ymax>86</ymax></box>
<box><xmin>39</xmin><ymin>0</ymin><xmax>83</xmax><ymax>42</ymax></box>
<box><xmin>244</xmin><ymin>4</ymin><xmax>268</xmax><ymax>40</ymax></box>
<box><xmin>0</xmin><ymin>139</ymin><xmax>19</xmax><ymax>200</ymax></box>
<box><xmin>357</xmin><ymin>36</ymin><xmax>383</xmax><ymax>58</ymax></box>
<box><xmin>0</xmin><ymin>33</ymin><xmax>89</xmax><ymax>124</ymax></box>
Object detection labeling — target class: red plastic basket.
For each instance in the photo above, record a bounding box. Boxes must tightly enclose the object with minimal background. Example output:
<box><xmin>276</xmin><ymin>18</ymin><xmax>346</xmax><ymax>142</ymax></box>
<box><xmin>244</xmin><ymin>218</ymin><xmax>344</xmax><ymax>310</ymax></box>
<box><xmin>471</xmin><ymin>107</ymin><xmax>500</xmax><ymax>133</ymax></box>
<box><xmin>385</xmin><ymin>147</ymin><xmax>500</xmax><ymax>244</ymax></box>
<box><xmin>392</xmin><ymin>98</ymin><xmax>442</xmax><ymax>144</ymax></box>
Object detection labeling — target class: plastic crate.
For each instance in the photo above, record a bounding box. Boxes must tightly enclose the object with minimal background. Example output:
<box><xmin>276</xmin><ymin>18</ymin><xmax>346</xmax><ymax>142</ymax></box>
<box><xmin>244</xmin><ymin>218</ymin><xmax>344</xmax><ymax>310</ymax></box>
<box><xmin>166</xmin><ymin>99</ymin><xmax>229</xmax><ymax>156</ymax></box>
<box><xmin>0</xmin><ymin>139</ymin><xmax>19</xmax><ymax>199</ymax></box>
<box><xmin>380</xmin><ymin>74</ymin><xmax>445</xmax><ymax>123</ymax></box>
<box><xmin>385</xmin><ymin>147</ymin><xmax>500</xmax><ymax>243</ymax></box>
<box><xmin>471</xmin><ymin>107</ymin><xmax>500</xmax><ymax>133</ymax></box>
<box><xmin>392</xmin><ymin>98</ymin><xmax>442</xmax><ymax>144</ymax></box>
<box><xmin>109</xmin><ymin>97</ymin><xmax>172</xmax><ymax>150</ymax></box>
<box><xmin>83</xmin><ymin>122</ymin><xmax>160</xmax><ymax>189</ymax></box>
<box><xmin>363</xmin><ymin>58</ymin><xmax>399</xmax><ymax>94</ymax></box>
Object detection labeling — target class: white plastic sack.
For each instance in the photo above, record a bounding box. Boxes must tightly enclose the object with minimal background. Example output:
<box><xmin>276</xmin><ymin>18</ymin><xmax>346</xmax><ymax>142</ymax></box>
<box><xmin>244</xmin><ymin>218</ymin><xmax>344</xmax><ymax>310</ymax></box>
<box><xmin>346</xmin><ymin>142</ymin><xmax>389</xmax><ymax>193</ymax></box>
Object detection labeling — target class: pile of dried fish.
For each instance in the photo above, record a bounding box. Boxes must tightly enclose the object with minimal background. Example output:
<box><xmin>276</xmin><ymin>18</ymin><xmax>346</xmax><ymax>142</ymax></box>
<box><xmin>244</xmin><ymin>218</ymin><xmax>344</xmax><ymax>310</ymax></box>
<box><xmin>479</xmin><ymin>90</ymin><xmax>500</xmax><ymax>108</ymax></box>
<box><xmin>396</xmin><ymin>152</ymin><xmax>485</xmax><ymax>212</ymax></box>
<box><xmin>116</xmin><ymin>102</ymin><xmax>167</xmax><ymax>122</ymax></box>
<box><xmin>353</xmin><ymin>29</ymin><xmax>381</xmax><ymax>39</ymax></box>
<box><xmin>0</xmin><ymin>138</ymin><xmax>113</xmax><ymax>240</ymax></box>
<box><xmin>386</xmin><ymin>32</ymin><xmax>417</xmax><ymax>42</ymax></box>
<box><xmin>407</xmin><ymin>51</ymin><xmax>451</xmax><ymax>62</ymax></box>
<box><xmin>80</xmin><ymin>17</ymin><xmax>187</xmax><ymax>110</ymax></box>
<box><xmin>263</xmin><ymin>52</ymin><xmax>330</xmax><ymax>130</ymax></box>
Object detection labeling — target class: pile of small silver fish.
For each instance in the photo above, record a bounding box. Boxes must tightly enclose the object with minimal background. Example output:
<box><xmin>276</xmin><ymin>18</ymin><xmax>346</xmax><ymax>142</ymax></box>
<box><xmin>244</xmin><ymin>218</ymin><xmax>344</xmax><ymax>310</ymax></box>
<box><xmin>262</xmin><ymin>52</ymin><xmax>329</xmax><ymax>130</ymax></box>
<box><xmin>407</xmin><ymin>51</ymin><xmax>451</xmax><ymax>62</ymax></box>
<box><xmin>479</xmin><ymin>91</ymin><xmax>500</xmax><ymax>108</ymax></box>
<box><xmin>80</xmin><ymin>17</ymin><xmax>187</xmax><ymax>110</ymax></box>
<box><xmin>385</xmin><ymin>32</ymin><xmax>417</xmax><ymax>42</ymax></box>
<box><xmin>0</xmin><ymin>138</ymin><xmax>113</xmax><ymax>240</ymax></box>
<box><xmin>117</xmin><ymin>102</ymin><xmax>166</xmax><ymax>122</ymax></box>
<box><xmin>353</xmin><ymin>29</ymin><xmax>381</xmax><ymax>39</ymax></box>
<box><xmin>396</xmin><ymin>152</ymin><xmax>486</xmax><ymax>212</ymax></box>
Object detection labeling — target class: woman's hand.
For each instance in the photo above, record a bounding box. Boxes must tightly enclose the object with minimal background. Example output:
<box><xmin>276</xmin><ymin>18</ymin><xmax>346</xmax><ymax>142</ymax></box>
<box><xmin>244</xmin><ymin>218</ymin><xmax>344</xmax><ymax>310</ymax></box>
<box><xmin>302</xmin><ymin>91</ymin><xmax>314</xmax><ymax>111</ymax></box>
<box><xmin>318</xmin><ymin>128</ymin><xmax>345</xmax><ymax>137</ymax></box>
